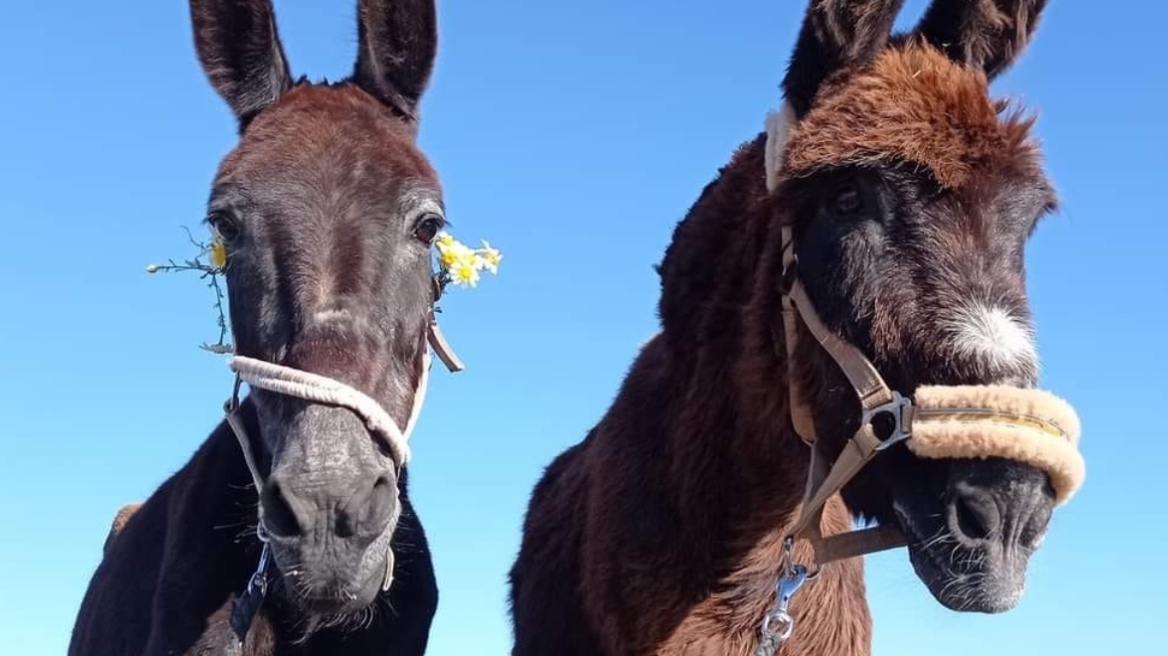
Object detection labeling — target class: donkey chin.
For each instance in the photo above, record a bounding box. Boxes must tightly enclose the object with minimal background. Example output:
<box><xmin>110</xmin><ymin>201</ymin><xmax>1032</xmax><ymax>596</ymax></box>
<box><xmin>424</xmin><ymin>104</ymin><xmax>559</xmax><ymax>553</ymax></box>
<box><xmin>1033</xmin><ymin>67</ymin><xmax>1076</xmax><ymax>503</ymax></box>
<box><xmin>890</xmin><ymin>455</ymin><xmax>1056</xmax><ymax>614</ymax></box>
<box><xmin>256</xmin><ymin>402</ymin><xmax>403</xmax><ymax>618</ymax></box>
<box><xmin>265</xmin><ymin>511</ymin><xmax>400</xmax><ymax>618</ymax></box>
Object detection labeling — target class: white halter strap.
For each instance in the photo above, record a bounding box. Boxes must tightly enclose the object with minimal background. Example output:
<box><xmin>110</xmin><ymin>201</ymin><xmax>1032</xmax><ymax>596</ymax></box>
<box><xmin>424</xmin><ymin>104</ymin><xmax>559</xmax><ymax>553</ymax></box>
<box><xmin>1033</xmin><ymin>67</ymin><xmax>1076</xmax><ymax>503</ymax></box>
<box><xmin>227</xmin><ymin>348</ymin><xmax>432</xmax><ymax>471</ymax></box>
<box><xmin>222</xmin><ymin>322</ymin><xmax>450</xmax><ymax>638</ymax></box>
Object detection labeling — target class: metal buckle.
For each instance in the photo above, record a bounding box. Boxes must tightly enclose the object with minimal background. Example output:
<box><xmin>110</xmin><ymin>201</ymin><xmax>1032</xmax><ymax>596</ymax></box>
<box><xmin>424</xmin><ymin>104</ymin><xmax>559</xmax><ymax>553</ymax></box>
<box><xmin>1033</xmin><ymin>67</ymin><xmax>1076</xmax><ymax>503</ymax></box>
<box><xmin>762</xmin><ymin>563</ymin><xmax>808</xmax><ymax>638</ymax></box>
<box><xmin>864</xmin><ymin>391</ymin><xmax>913</xmax><ymax>451</ymax></box>
<box><xmin>758</xmin><ymin>537</ymin><xmax>820</xmax><ymax>652</ymax></box>
<box><xmin>247</xmin><ymin>542</ymin><xmax>270</xmax><ymax>597</ymax></box>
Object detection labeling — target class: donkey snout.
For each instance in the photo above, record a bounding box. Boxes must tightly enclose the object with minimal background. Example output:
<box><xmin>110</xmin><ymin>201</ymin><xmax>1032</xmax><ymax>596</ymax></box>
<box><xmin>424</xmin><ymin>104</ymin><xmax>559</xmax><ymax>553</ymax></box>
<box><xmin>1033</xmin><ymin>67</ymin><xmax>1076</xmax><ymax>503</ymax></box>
<box><xmin>261</xmin><ymin>468</ymin><xmax>397</xmax><ymax>545</ymax></box>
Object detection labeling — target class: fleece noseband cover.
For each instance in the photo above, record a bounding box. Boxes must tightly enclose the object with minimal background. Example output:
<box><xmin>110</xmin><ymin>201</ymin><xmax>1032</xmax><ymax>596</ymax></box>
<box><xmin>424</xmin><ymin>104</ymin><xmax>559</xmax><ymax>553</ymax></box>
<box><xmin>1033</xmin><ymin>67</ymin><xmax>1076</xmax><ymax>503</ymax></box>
<box><xmin>908</xmin><ymin>385</ymin><xmax>1084</xmax><ymax>504</ymax></box>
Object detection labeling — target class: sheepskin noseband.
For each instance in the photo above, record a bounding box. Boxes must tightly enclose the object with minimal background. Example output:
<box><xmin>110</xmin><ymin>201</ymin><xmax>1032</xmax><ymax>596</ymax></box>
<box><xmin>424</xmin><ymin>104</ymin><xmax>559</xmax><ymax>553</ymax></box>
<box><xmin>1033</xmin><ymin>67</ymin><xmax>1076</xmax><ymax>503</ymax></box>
<box><xmin>909</xmin><ymin>385</ymin><xmax>1083</xmax><ymax>504</ymax></box>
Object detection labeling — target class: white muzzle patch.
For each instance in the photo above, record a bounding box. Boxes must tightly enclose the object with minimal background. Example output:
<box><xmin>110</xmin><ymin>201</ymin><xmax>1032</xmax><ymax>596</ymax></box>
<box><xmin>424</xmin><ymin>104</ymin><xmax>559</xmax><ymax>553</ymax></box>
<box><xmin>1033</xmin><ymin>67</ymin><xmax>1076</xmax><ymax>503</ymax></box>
<box><xmin>944</xmin><ymin>303</ymin><xmax>1039</xmax><ymax>379</ymax></box>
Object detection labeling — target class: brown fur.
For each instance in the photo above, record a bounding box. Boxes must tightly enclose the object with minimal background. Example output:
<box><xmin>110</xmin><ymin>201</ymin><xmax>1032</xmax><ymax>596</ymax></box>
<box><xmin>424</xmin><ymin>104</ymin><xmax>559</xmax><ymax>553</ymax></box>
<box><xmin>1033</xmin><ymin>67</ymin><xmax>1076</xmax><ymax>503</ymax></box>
<box><xmin>102</xmin><ymin>503</ymin><xmax>142</xmax><ymax>557</ymax></box>
<box><xmin>509</xmin><ymin>132</ymin><xmax>870</xmax><ymax>656</ymax></box>
<box><xmin>784</xmin><ymin>42</ymin><xmax>1038</xmax><ymax>189</ymax></box>
<box><xmin>510</xmin><ymin>1</ymin><xmax>1067</xmax><ymax>654</ymax></box>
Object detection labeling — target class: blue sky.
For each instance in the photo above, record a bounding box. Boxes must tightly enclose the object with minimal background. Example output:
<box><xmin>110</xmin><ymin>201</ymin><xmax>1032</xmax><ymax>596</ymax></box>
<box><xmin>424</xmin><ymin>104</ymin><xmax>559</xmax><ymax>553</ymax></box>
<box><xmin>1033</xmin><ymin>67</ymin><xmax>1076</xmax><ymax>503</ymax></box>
<box><xmin>1</xmin><ymin>1</ymin><xmax>1164</xmax><ymax>654</ymax></box>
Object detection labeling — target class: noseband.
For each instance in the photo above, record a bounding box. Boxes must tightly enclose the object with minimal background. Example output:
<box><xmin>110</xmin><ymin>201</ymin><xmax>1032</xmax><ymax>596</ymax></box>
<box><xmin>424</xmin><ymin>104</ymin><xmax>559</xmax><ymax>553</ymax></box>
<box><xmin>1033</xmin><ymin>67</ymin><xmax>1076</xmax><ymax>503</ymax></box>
<box><xmin>223</xmin><ymin>312</ymin><xmax>463</xmax><ymax>644</ymax></box>
<box><xmin>753</xmin><ymin>107</ymin><xmax>1085</xmax><ymax>655</ymax></box>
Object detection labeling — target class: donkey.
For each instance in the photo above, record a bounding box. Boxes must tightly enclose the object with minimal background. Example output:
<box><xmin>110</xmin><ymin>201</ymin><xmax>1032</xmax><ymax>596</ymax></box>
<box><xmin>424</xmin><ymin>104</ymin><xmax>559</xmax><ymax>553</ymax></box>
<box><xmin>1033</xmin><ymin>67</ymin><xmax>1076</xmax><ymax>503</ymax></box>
<box><xmin>509</xmin><ymin>1</ymin><xmax>1080</xmax><ymax>654</ymax></box>
<box><xmin>69</xmin><ymin>1</ymin><xmax>453</xmax><ymax>654</ymax></box>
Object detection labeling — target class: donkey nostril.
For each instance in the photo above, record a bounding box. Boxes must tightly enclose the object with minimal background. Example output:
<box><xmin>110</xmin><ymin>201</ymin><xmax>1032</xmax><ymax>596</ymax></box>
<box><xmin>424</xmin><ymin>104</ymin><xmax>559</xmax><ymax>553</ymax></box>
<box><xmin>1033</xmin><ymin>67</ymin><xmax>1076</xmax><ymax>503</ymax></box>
<box><xmin>950</xmin><ymin>487</ymin><xmax>1000</xmax><ymax>543</ymax></box>
<box><xmin>262</xmin><ymin>480</ymin><xmax>304</xmax><ymax>538</ymax></box>
<box><xmin>336</xmin><ymin>474</ymin><xmax>397</xmax><ymax>541</ymax></box>
<box><xmin>360</xmin><ymin>475</ymin><xmax>396</xmax><ymax>535</ymax></box>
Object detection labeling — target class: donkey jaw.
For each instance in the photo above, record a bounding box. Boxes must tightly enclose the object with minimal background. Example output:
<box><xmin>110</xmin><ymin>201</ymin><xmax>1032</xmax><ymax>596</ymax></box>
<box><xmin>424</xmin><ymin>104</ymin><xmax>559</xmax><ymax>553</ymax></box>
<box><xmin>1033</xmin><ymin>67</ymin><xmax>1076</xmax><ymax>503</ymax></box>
<box><xmin>906</xmin><ymin>538</ymin><xmax>1030</xmax><ymax>614</ymax></box>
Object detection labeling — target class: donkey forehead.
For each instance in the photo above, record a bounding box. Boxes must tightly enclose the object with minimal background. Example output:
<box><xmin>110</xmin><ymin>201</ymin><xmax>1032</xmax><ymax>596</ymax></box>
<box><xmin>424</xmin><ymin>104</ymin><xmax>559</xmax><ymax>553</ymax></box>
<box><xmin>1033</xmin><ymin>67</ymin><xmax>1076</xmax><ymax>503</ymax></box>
<box><xmin>781</xmin><ymin>43</ymin><xmax>1044</xmax><ymax>191</ymax></box>
<box><xmin>215</xmin><ymin>83</ymin><xmax>440</xmax><ymax>194</ymax></box>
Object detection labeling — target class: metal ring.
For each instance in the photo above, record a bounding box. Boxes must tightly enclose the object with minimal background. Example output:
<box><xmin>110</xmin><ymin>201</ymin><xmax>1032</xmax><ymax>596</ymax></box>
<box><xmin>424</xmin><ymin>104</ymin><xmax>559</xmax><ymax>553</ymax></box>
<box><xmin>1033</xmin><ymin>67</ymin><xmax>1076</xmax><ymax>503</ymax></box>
<box><xmin>867</xmin><ymin>391</ymin><xmax>913</xmax><ymax>451</ymax></box>
<box><xmin>762</xmin><ymin>610</ymin><xmax>795</xmax><ymax>641</ymax></box>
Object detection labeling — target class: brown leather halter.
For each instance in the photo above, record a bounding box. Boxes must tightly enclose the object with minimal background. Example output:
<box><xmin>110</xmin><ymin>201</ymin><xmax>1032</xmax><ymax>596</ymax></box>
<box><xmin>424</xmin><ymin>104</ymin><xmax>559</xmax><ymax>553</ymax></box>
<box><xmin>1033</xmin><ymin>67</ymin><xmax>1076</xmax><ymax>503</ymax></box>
<box><xmin>753</xmin><ymin>222</ymin><xmax>921</xmax><ymax>656</ymax></box>
<box><xmin>778</xmin><ymin>222</ymin><xmax>912</xmax><ymax>566</ymax></box>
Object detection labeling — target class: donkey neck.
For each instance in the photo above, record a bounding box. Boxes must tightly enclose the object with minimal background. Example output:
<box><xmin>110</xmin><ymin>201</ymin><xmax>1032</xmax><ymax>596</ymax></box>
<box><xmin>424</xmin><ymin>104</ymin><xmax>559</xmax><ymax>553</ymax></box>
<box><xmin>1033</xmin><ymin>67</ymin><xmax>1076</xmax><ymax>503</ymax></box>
<box><xmin>635</xmin><ymin>134</ymin><xmax>871</xmax><ymax>653</ymax></box>
<box><xmin>655</xmin><ymin>133</ymin><xmax>814</xmax><ymax>534</ymax></box>
<box><xmin>632</xmin><ymin>135</ymin><xmax>843</xmax><ymax>588</ymax></box>
<box><xmin>655</xmin><ymin>316</ymin><xmax>814</xmax><ymax>557</ymax></box>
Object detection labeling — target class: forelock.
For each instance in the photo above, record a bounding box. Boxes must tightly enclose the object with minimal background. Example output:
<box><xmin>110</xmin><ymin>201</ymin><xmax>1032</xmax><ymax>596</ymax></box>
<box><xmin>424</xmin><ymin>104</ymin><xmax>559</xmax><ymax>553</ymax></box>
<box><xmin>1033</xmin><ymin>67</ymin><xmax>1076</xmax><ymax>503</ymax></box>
<box><xmin>779</xmin><ymin>40</ymin><xmax>1040</xmax><ymax>190</ymax></box>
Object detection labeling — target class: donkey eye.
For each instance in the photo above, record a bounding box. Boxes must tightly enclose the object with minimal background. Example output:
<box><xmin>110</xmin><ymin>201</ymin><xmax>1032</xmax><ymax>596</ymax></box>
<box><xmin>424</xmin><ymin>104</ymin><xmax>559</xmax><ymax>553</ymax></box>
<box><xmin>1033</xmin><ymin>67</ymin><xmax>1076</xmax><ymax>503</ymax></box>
<box><xmin>833</xmin><ymin>183</ymin><xmax>863</xmax><ymax>215</ymax></box>
<box><xmin>413</xmin><ymin>214</ymin><xmax>444</xmax><ymax>245</ymax></box>
<box><xmin>208</xmin><ymin>211</ymin><xmax>240</xmax><ymax>242</ymax></box>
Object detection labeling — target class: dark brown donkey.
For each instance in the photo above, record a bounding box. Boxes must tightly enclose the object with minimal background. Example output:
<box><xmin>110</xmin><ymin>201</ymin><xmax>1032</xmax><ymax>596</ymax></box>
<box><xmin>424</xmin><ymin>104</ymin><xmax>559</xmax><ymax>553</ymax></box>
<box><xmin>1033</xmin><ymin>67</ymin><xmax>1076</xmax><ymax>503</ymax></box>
<box><xmin>69</xmin><ymin>1</ymin><xmax>452</xmax><ymax>654</ymax></box>
<box><xmin>510</xmin><ymin>1</ymin><xmax>1073</xmax><ymax>654</ymax></box>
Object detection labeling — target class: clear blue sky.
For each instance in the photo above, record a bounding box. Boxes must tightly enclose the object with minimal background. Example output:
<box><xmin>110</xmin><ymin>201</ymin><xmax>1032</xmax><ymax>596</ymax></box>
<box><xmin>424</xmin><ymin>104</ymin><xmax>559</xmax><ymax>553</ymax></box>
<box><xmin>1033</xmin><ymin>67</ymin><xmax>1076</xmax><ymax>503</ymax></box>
<box><xmin>1</xmin><ymin>1</ymin><xmax>1164</xmax><ymax>654</ymax></box>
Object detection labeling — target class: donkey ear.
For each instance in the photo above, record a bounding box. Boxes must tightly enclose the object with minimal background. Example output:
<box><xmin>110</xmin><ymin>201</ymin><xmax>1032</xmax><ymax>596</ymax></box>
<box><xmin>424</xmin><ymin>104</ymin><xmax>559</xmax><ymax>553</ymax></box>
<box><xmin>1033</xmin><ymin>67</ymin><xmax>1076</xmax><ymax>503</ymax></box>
<box><xmin>782</xmin><ymin>0</ymin><xmax>907</xmax><ymax>117</ymax></box>
<box><xmin>189</xmin><ymin>0</ymin><xmax>293</xmax><ymax>128</ymax></box>
<box><xmin>910</xmin><ymin>0</ymin><xmax>1049</xmax><ymax>80</ymax></box>
<box><xmin>351</xmin><ymin>0</ymin><xmax>438</xmax><ymax>124</ymax></box>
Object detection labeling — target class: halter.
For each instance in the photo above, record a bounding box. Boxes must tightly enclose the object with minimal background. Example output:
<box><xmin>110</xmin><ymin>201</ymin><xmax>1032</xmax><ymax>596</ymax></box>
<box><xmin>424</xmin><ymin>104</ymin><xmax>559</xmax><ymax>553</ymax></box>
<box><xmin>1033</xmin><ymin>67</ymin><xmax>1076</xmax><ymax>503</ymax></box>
<box><xmin>753</xmin><ymin>105</ymin><xmax>1085</xmax><ymax>656</ymax></box>
<box><xmin>224</xmin><ymin>310</ymin><xmax>463</xmax><ymax>645</ymax></box>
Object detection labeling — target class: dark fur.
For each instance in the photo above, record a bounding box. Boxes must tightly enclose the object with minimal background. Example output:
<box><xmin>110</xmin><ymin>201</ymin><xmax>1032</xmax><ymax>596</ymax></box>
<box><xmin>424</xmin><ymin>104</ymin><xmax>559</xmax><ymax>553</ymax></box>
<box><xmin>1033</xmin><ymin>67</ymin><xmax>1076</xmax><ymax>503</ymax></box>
<box><xmin>70</xmin><ymin>410</ymin><xmax>437</xmax><ymax>656</ymax></box>
<box><xmin>509</xmin><ymin>1</ymin><xmax>1063</xmax><ymax>654</ymax></box>
<box><xmin>69</xmin><ymin>2</ymin><xmax>447</xmax><ymax>654</ymax></box>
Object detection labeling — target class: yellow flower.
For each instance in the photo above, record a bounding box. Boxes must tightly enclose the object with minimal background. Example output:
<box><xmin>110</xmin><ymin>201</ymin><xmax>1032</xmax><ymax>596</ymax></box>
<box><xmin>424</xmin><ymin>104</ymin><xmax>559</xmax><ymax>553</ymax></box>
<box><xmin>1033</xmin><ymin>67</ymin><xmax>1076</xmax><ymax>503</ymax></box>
<box><xmin>450</xmin><ymin>257</ymin><xmax>480</xmax><ymax>287</ymax></box>
<box><xmin>433</xmin><ymin>231</ymin><xmax>501</xmax><ymax>290</ymax></box>
<box><xmin>209</xmin><ymin>239</ymin><xmax>227</xmax><ymax>269</ymax></box>
<box><xmin>437</xmin><ymin>239</ymin><xmax>474</xmax><ymax>270</ymax></box>
<box><xmin>477</xmin><ymin>241</ymin><xmax>503</xmax><ymax>274</ymax></box>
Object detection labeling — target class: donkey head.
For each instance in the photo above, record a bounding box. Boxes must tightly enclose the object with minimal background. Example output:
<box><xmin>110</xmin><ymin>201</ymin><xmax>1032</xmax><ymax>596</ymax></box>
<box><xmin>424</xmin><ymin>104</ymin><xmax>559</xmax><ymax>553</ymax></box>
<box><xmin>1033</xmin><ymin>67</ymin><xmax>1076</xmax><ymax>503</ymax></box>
<box><xmin>190</xmin><ymin>0</ymin><xmax>441</xmax><ymax>618</ymax></box>
<box><xmin>770</xmin><ymin>0</ymin><xmax>1058</xmax><ymax>612</ymax></box>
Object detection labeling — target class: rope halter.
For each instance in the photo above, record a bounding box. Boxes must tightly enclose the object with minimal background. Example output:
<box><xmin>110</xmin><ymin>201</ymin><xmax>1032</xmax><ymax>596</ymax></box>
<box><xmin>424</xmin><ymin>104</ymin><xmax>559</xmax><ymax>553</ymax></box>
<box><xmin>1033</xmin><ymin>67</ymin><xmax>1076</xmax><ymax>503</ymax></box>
<box><xmin>223</xmin><ymin>317</ymin><xmax>460</xmax><ymax>645</ymax></box>
<box><xmin>227</xmin><ymin>350</ymin><xmax>429</xmax><ymax>472</ymax></box>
